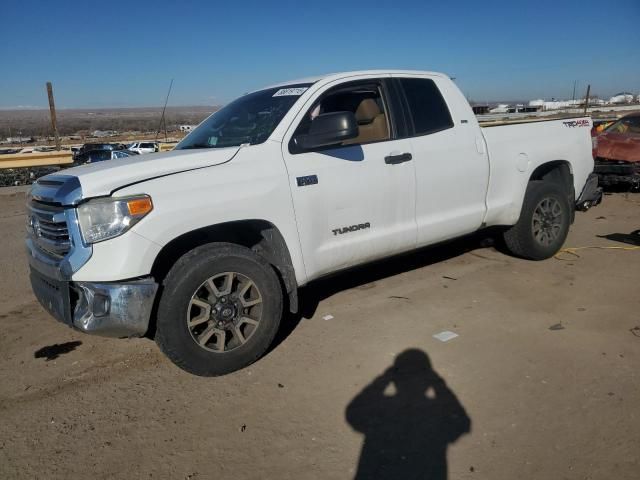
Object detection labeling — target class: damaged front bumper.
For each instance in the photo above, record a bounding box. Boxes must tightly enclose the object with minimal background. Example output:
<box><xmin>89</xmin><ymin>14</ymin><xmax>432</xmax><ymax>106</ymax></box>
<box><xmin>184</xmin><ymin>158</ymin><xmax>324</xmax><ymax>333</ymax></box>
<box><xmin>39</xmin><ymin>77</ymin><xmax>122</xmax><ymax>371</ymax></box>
<box><xmin>26</xmin><ymin>175</ymin><xmax>158</xmax><ymax>338</ymax></box>
<box><xmin>72</xmin><ymin>279</ymin><xmax>157</xmax><ymax>337</ymax></box>
<box><xmin>575</xmin><ymin>173</ymin><xmax>603</xmax><ymax>211</ymax></box>
<box><xmin>594</xmin><ymin>159</ymin><xmax>640</xmax><ymax>190</ymax></box>
<box><xmin>30</xmin><ymin>267</ymin><xmax>158</xmax><ymax>337</ymax></box>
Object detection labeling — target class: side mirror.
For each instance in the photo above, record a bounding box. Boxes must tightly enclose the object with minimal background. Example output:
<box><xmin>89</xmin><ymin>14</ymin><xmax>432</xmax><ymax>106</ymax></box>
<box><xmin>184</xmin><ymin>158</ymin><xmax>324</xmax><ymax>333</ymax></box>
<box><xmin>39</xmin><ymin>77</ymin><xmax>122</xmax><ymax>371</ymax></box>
<box><xmin>294</xmin><ymin>111</ymin><xmax>358</xmax><ymax>150</ymax></box>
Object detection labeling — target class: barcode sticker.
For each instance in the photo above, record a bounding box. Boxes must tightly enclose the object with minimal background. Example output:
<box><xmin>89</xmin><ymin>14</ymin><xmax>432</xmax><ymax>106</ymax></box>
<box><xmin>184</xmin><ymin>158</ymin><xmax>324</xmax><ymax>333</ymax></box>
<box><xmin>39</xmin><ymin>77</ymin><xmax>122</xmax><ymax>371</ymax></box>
<box><xmin>273</xmin><ymin>87</ymin><xmax>308</xmax><ymax>97</ymax></box>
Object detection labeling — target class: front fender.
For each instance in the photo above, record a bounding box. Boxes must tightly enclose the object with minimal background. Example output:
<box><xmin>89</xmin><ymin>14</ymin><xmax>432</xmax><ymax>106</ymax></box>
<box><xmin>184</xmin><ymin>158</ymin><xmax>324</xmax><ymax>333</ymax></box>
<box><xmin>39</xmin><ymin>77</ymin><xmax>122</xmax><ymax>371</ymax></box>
<box><xmin>112</xmin><ymin>145</ymin><xmax>308</xmax><ymax>285</ymax></box>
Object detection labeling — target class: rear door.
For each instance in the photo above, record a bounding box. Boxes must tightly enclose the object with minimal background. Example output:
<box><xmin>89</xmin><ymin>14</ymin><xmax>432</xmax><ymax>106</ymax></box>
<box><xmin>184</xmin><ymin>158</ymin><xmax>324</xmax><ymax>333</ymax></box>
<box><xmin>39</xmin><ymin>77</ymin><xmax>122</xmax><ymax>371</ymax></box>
<box><xmin>393</xmin><ymin>75</ymin><xmax>489</xmax><ymax>246</ymax></box>
<box><xmin>282</xmin><ymin>76</ymin><xmax>416</xmax><ymax>281</ymax></box>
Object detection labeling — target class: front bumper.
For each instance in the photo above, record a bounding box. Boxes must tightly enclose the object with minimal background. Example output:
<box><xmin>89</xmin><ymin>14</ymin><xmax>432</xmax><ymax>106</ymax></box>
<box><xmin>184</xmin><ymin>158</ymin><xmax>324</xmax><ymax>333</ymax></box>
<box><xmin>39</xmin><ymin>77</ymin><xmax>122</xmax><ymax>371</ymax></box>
<box><xmin>26</xmin><ymin>174</ymin><xmax>158</xmax><ymax>338</ymax></box>
<box><xmin>575</xmin><ymin>173</ymin><xmax>603</xmax><ymax>211</ymax></box>
<box><xmin>30</xmin><ymin>267</ymin><xmax>157</xmax><ymax>338</ymax></box>
<box><xmin>594</xmin><ymin>159</ymin><xmax>640</xmax><ymax>188</ymax></box>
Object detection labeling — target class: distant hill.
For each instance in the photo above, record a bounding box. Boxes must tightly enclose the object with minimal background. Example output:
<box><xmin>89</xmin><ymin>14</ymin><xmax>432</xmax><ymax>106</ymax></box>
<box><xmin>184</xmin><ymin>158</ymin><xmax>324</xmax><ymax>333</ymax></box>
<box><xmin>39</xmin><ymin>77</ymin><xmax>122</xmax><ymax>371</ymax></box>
<box><xmin>0</xmin><ymin>106</ymin><xmax>219</xmax><ymax>138</ymax></box>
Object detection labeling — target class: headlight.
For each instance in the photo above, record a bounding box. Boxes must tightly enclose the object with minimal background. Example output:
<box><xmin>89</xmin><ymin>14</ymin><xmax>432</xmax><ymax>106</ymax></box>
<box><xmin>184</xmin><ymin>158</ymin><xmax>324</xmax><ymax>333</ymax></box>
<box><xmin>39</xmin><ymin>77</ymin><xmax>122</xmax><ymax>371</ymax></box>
<box><xmin>77</xmin><ymin>195</ymin><xmax>153</xmax><ymax>244</ymax></box>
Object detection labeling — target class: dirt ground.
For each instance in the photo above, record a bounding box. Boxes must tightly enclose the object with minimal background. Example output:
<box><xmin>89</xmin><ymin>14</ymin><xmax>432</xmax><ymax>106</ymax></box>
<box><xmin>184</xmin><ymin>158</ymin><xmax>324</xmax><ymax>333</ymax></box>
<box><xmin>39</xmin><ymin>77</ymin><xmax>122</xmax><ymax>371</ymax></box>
<box><xmin>0</xmin><ymin>188</ymin><xmax>639</xmax><ymax>480</ymax></box>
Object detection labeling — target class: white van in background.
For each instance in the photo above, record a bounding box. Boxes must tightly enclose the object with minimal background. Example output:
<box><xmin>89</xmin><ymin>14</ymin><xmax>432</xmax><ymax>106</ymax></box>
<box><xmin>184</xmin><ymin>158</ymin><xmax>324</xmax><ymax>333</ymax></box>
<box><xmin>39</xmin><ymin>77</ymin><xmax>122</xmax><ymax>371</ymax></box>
<box><xmin>127</xmin><ymin>141</ymin><xmax>159</xmax><ymax>154</ymax></box>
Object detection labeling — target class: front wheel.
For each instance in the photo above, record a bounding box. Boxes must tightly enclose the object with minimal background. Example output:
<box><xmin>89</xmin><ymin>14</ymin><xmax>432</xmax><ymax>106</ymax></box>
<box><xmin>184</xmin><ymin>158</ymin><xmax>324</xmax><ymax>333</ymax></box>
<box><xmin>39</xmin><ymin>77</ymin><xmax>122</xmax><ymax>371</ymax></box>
<box><xmin>155</xmin><ymin>243</ymin><xmax>283</xmax><ymax>376</ymax></box>
<box><xmin>503</xmin><ymin>180</ymin><xmax>571</xmax><ymax>260</ymax></box>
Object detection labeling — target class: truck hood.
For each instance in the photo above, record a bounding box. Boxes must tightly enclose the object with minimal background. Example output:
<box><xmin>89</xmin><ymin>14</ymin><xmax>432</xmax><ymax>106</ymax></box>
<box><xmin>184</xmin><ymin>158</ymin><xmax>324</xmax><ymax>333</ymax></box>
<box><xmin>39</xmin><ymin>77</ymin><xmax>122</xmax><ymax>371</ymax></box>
<box><xmin>52</xmin><ymin>147</ymin><xmax>240</xmax><ymax>199</ymax></box>
<box><xmin>596</xmin><ymin>132</ymin><xmax>640</xmax><ymax>163</ymax></box>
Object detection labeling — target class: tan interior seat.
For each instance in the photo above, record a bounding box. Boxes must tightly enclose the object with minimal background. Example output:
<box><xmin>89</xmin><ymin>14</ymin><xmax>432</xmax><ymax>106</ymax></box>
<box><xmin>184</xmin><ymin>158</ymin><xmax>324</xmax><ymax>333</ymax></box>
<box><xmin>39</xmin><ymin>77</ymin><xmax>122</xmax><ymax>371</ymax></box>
<box><xmin>343</xmin><ymin>98</ymin><xmax>389</xmax><ymax>145</ymax></box>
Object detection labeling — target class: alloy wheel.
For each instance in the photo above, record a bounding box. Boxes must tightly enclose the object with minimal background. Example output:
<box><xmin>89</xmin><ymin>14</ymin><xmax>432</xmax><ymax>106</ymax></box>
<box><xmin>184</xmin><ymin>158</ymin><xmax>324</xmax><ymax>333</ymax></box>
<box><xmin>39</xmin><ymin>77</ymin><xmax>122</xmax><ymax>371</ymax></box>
<box><xmin>186</xmin><ymin>271</ymin><xmax>263</xmax><ymax>353</ymax></box>
<box><xmin>531</xmin><ymin>197</ymin><xmax>564</xmax><ymax>246</ymax></box>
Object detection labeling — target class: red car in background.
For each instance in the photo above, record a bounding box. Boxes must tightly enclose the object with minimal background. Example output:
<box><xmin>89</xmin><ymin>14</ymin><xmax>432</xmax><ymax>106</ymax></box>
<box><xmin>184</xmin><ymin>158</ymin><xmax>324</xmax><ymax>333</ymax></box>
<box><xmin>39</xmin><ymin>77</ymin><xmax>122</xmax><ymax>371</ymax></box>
<box><xmin>593</xmin><ymin>112</ymin><xmax>640</xmax><ymax>191</ymax></box>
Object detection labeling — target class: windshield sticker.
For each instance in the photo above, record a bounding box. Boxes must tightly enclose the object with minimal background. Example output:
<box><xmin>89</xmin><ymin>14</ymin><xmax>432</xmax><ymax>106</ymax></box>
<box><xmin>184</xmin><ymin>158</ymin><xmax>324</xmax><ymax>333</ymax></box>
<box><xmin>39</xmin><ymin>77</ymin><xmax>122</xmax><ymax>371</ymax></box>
<box><xmin>273</xmin><ymin>87</ymin><xmax>308</xmax><ymax>97</ymax></box>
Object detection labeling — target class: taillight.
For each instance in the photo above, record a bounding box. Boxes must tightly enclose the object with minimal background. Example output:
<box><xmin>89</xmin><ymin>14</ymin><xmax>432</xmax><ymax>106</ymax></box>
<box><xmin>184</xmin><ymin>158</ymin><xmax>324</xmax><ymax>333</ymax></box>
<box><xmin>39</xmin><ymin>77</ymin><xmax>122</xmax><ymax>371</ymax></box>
<box><xmin>591</xmin><ymin>136</ymin><xmax>598</xmax><ymax>160</ymax></box>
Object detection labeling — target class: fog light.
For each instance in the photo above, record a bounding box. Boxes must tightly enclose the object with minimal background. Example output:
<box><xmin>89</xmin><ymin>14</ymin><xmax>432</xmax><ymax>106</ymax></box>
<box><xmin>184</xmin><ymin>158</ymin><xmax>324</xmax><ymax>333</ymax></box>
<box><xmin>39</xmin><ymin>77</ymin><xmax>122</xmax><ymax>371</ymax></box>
<box><xmin>92</xmin><ymin>293</ymin><xmax>110</xmax><ymax>317</ymax></box>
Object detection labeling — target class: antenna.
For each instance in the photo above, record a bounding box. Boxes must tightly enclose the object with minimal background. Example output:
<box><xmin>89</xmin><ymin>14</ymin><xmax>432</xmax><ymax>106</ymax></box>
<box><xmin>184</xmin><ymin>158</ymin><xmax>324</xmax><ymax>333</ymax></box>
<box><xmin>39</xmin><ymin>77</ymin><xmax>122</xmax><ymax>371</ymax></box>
<box><xmin>156</xmin><ymin>78</ymin><xmax>174</xmax><ymax>142</ymax></box>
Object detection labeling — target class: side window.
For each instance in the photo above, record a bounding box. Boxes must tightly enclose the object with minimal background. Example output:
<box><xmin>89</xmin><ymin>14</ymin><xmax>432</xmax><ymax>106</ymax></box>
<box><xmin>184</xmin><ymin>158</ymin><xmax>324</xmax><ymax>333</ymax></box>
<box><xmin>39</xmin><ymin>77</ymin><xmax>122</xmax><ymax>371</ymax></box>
<box><xmin>291</xmin><ymin>81</ymin><xmax>390</xmax><ymax>151</ymax></box>
<box><xmin>399</xmin><ymin>78</ymin><xmax>453</xmax><ymax>136</ymax></box>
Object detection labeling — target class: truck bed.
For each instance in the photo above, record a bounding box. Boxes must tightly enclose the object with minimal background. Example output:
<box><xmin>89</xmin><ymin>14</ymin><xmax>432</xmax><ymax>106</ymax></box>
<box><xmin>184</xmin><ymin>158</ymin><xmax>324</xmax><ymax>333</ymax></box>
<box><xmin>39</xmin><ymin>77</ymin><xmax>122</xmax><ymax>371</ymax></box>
<box><xmin>480</xmin><ymin>116</ymin><xmax>594</xmax><ymax>227</ymax></box>
<box><xmin>478</xmin><ymin>114</ymin><xmax>591</xmax><ymax>128</ymax></box>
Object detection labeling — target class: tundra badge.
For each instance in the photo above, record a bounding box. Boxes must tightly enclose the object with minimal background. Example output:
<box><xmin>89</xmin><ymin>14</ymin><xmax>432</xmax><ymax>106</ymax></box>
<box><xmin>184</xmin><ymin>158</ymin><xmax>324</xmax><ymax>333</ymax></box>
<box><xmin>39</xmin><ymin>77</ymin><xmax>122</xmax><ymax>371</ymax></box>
<box><xmin>332</xmin><ymin>222</ymin><xmax>371</xmax><ymax>236</ymax></box>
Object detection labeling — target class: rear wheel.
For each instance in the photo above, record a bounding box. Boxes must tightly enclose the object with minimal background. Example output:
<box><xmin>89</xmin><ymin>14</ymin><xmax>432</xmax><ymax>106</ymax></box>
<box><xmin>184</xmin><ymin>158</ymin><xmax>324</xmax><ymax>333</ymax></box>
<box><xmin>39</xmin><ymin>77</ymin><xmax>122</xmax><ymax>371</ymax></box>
<box><xmin>155</xmin><ymin>243</ymin><xmax>283</xmax><ymax>376</ymax></box>
<box><xmin>503</xmin><ymin>180</ymin><xmax>571</xmax><ymax>260</ymax></box>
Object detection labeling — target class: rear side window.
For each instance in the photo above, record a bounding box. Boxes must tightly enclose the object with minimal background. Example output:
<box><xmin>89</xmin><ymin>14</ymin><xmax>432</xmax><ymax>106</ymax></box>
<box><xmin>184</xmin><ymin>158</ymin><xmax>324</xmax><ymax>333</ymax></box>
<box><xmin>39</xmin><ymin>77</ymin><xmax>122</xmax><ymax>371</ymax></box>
<box><xmin>399</xmin><ymin>78</ymin><xmax>453</xmax><ymax>136</ymax></box>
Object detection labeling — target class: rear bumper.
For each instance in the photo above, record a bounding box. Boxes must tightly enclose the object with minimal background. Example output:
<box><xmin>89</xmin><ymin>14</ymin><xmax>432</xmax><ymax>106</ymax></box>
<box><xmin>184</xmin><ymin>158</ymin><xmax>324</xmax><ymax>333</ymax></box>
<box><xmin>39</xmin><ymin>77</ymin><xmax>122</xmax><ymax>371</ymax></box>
<box><xmin>30</xmin><ymin>266</ymin><xmax>157</xmax><ymax>338</ymax></box>
<box><xmin>575</xmin><ymin>173</ymin><xmax>603</xmax><ymax>211</ymax></box>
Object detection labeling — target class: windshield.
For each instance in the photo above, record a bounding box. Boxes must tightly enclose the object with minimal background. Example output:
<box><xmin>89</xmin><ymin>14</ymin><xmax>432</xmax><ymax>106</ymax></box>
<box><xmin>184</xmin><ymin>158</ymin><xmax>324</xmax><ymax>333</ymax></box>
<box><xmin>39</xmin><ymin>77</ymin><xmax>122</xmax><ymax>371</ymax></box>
<box><xmin>605</xmin><ymin>116</ymin><xmax>640</xmax><ymax>135</ymax></box>
<box><xmin>176</xmin><ymin>84</ymin><xmax>312</xmax><ymax>150</ymax></box>
<box><xmin>91</xmin><ymin>150</ymin><xmax>112</xmax><ymax>161</ymax></box>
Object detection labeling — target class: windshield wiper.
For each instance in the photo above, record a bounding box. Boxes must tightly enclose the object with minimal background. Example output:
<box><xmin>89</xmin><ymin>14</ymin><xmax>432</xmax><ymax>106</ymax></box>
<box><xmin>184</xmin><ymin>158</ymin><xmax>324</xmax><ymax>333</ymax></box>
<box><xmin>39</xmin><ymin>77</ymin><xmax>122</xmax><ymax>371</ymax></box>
<box><xmin>178</xmin><ymin>143</ymin><xmax>215</xmax><ymax>150</ymax></box>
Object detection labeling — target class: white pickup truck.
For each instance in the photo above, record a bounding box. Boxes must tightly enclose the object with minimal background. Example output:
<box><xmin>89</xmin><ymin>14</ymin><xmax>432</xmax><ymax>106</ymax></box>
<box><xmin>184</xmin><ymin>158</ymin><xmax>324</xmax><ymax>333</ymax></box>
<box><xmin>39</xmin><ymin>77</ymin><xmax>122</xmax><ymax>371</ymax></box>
<box><xmin>26</xmin><ymin>70</ymin><xmax>602</xmax><ymax>376</ymax></box>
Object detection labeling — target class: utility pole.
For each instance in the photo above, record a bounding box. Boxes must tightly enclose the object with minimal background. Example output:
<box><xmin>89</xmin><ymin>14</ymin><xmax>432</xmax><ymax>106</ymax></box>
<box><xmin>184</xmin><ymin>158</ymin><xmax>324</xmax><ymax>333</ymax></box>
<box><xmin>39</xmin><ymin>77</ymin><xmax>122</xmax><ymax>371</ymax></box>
<box><xmin>46</xmin><ymin>82</ymin><xmax>61</xmax><ymax>150</ymax></box>
<box><xmin>156</xmin><ymin>78</ymin><xmax>174</xmax><ymax>142</ymax></box>
<box><xmin>583</xmin><ymin>84</ymin><xmax>591</xmax><ymax>115</ymax></box>
<box><xmin>572</xmin><ymin>80</ymin><xmax>577</xmax><ymax>102</ymax></box>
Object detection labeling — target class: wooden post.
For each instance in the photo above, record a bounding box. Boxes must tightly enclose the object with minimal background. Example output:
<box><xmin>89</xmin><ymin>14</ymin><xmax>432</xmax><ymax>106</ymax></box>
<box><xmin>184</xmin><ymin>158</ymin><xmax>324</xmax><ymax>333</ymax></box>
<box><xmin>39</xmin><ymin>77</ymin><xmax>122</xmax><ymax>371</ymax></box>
<box><xmin>46</xmin><ymin>82</ymin><xmax>61</xmax><ymax>150</ymax></box>
<box><xmin>583</xmin><ymin>84</ymin><xmax>591</xmax><ymax>116</ymax></box>
<box><xmin>156</xmin><ymin>78</ymin><xmax>173</xmax><ymax>142</ymax></box>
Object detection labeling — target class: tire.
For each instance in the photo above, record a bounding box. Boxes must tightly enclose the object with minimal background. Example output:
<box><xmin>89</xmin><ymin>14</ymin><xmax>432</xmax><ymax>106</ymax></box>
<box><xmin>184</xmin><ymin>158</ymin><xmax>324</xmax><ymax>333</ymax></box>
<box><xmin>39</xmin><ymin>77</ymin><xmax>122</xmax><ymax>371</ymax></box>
<box><xmin>155</xmin><ymin>242</ymin><xmax>283</xmax><ymax>376</ymax></box>
<box><xmin>503</xmin><ymin>180</ymin><xmax>571</xmax><ymax>260</ymax></box>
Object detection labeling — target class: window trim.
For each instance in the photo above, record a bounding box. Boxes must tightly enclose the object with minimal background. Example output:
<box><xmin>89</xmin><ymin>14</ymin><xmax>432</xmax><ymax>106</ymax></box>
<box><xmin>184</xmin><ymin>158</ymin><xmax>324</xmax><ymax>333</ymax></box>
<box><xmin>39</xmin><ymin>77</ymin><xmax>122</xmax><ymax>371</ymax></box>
<box><xmin>287</xmin><ymin>78</ymin><xmax>397</xmax><ymax>155</ymax></box>
<box><xmin>395</xmin><ymin>77</ymin><xmax>455</xmax><ymax>139</ymax></box>
<box><xmin>387</xmin><ymin>78</ymin><xmax>411</xmax><ymax>139</ymax></box>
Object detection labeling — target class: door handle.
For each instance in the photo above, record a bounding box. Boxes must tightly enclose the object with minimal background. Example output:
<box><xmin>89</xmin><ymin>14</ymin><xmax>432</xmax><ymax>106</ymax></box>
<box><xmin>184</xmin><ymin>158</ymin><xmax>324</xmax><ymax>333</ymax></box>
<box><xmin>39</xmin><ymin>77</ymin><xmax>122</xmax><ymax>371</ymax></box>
<box><xmin>384</xmin><ymin>152</ymin><xmax>412</xmax><ymax>165</ymax></box>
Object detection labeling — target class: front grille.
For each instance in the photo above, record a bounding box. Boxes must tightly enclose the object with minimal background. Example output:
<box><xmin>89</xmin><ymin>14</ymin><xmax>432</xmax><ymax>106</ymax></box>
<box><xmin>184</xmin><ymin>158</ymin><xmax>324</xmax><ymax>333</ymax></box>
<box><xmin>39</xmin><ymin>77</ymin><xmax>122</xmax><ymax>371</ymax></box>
<box><xmin>595</xmin><ymin>159</ymin><xmax>638</xmax><ymax>175</ymax></box>
<box><xmin>595</xmin><ymin>164</ymin><xmax>634</xmax><ymax>175</ymax></box>
<box><xmin>27</xmin><ymin>199</ymin><xmax>71</xmax><ymax>257</ymax></box>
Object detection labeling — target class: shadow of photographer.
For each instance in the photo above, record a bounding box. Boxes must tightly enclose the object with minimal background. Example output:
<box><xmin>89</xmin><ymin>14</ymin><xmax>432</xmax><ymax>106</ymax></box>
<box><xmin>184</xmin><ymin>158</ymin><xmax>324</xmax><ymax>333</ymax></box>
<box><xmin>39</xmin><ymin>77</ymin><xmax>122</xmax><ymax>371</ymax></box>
<box><xmin>346</xmin><ymin>349</ymin><xmax>471</xmax><ymax>479</ymax></box>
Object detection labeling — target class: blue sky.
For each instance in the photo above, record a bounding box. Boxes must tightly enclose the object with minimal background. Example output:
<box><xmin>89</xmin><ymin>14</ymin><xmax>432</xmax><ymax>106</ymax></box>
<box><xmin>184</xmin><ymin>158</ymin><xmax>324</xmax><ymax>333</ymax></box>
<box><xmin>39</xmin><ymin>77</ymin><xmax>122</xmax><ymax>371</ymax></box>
<box><xmin>1</xmin><ymin>0</ymin><xmax>638</xmax><ymax>108</ymax></box>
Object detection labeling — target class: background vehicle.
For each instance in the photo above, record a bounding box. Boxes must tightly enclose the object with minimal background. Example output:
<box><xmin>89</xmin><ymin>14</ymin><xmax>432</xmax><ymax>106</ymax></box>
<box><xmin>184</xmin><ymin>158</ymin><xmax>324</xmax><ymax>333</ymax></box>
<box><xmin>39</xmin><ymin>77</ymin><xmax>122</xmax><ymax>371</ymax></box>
<box><xmin>73</xmin><ymin>143</ymin><xmax>123</xmax><ymax>160</ymax></box>
<box><xmin>75</xmin><ymin>149</ymin><xmax>138</xmax><ymax>164</ymax></box>
<box><xmin>127</xmin><ymin>141</ymin><xmax>159</xmax><ymax>154</ymax></box>
<box><xmin>26</xmin><ymin>70</ymin><xmax>601</xmax><ymax>376</ymax></box>
<box><xmin>593</xmin><ymin>113</ymin><xmax>640</xmax><ymax>191</ymax></box>
<box><xmin>0</xmin><ymin>148</ymin><xmax>22</xmax><ymax>155</ymax></box>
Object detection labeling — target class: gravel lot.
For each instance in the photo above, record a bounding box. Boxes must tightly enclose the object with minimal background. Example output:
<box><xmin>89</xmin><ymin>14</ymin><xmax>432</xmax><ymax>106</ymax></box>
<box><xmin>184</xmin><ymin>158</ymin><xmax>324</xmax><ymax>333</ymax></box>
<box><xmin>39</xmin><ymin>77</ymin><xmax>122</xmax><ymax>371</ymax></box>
<box><xmin>0</xmin><ymin>188</ymin><xmax>639</xmax><ymax>479</ymax></box>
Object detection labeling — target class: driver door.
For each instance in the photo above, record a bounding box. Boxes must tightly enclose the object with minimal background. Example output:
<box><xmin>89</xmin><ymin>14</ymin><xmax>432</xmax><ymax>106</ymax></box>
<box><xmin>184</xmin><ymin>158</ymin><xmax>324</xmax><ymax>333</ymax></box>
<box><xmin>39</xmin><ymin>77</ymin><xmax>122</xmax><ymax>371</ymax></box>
<box><xmin>282</xmin><ymin>77</ymin><xmax>417</xmax><ymax>281</ymax></box>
